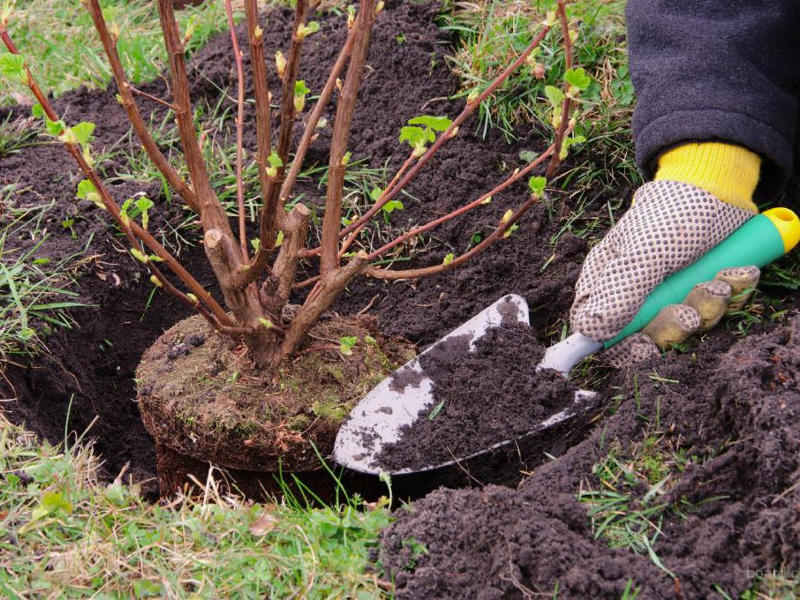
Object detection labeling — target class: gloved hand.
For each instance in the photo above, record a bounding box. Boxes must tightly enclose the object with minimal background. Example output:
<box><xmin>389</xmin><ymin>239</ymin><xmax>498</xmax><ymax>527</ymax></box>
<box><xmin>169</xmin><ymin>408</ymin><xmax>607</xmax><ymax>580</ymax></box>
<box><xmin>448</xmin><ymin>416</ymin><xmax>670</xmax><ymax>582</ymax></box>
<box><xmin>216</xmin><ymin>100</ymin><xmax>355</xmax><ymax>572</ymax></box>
<box><xmin>570</xmin><ymin>178</ymin><xmax>760</xmax><ymax>366</ymax></box>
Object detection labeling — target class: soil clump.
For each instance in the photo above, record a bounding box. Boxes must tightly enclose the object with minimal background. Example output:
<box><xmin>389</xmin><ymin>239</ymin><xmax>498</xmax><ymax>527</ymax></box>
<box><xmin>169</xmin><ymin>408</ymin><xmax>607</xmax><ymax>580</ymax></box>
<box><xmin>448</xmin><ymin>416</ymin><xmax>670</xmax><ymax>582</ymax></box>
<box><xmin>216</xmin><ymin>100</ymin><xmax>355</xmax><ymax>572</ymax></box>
<box><xmin>377</xmin><ymin>321</ymin><xmax>580</xmax><ymax>471</ymax></box>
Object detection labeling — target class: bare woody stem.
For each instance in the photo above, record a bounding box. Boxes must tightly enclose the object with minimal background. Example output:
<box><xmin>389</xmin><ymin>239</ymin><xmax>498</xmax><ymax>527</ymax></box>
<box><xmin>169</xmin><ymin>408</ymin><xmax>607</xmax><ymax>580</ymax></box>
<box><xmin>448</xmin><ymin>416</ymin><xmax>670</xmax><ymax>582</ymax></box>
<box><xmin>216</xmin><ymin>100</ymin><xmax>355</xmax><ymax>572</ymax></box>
<box><xmin>83</xmin><ymin>0</ymin><xmax>199</xmax><ymax>212</ymax></box>
<box><xmin>279</xmin><ymin>252</ymin><xmax>369</xmax><ymax>359</ymax></box>
<box><xmin>155</xmin><ymin>0</ymin><xmax>234</xmax><ymax>244</ymax></box>
<box><xmin>365</xmin><ymin>197</ymin><xmax>540</xmax><ymax>280</ymax></box>
<box><xmin>319</xmin><ymin>0</ymin><xmax>375</xmax><ymax>277</ymax></box>
<box><xmin>276</xmin><ymin>0</ymin><xmax>308</xmax><ymax>165</ymax></box>
<box><xmin>155</xmin><ymin>0</ymin><xmax>258</xmax><ymax>330</ymax></box>
<box><xmin>238</xmin><ymin>15</ymin><xmax>358</xmax><ymax>288</ymax></box>
<box><xmin>271</xmin><ymin>204</ymin><xmax>311</xmax><ymax>307</ymax></box>
<box><xmin>545</xmin><ymin>0</ymin><xmax>573</xmax><ymax>179</ymax></box>
<box><xmin>278</xmin><ymin>23</ymin><xmax>358</xmax><ymax>208</ymax></box>
<box><xmin>243</xmin><ymin>0</ymin><xmax>275</xmax><ymax>258</ymax></box>
<box><xmin>368</xmin><ymin>145</ymin><xmax>555</xmax><ymax>260</ymax></box>
<box><xmin>224</xmin><ymin>0</ymin><xmax>249</xmax><ymax>259</ymax></box>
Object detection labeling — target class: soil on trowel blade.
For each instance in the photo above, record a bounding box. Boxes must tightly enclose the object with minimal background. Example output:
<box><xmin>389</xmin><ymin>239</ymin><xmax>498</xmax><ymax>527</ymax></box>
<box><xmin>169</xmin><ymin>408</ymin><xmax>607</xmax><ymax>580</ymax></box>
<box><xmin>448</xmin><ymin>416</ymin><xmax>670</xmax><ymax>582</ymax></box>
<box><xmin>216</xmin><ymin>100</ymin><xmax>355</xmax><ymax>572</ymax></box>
<box><xmin>376</xmin><ymin>320</ymin><xmax>580</xmax><ymax>471</ymax></box>
<box><xmin>379</xmin><ymin>314</ymin><xmax>800</xmax><ymax>599</ymax></box>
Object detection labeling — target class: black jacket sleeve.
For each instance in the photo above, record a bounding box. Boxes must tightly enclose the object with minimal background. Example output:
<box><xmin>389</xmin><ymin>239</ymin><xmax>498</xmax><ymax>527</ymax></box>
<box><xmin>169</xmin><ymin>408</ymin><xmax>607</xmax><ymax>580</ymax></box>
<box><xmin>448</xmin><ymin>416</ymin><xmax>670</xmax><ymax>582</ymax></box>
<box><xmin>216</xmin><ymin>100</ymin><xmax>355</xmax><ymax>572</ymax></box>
<box><xmin>626</xmin><ymin>0</ymin><xmax>800</xmax><ymax>196</ymax></box>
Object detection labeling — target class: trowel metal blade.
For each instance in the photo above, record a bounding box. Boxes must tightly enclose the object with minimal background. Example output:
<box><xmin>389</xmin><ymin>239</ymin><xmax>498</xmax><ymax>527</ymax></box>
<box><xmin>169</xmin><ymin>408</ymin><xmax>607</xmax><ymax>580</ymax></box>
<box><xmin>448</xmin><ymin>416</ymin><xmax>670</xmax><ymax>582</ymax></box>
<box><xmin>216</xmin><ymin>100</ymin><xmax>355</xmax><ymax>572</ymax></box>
<box><xmin>333</xmin><ymin>294</ymin><xmax>598</xmax><ymax>476</ymax></box>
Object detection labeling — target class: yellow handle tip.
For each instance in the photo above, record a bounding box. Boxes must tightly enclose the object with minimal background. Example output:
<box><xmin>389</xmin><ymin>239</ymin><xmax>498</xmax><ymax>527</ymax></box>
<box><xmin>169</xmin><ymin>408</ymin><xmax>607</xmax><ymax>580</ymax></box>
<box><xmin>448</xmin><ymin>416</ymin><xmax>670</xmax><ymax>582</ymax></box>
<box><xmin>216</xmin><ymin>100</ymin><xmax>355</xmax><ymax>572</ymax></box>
<box><xmin>763</xmin><ymin>207</ymin><xmax>800</xmax><ymax>253</ymax></box>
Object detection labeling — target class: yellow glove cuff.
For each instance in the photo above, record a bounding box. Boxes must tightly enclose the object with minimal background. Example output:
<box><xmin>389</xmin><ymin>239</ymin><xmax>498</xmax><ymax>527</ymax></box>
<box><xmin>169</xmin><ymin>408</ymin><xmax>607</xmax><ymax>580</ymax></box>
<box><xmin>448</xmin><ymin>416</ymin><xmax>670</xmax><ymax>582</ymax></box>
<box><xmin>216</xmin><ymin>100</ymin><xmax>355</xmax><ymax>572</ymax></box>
<box><xmin>654</xmin><ymin>142</ymin><xmax>761</xmax><ymax>213</ymax></box>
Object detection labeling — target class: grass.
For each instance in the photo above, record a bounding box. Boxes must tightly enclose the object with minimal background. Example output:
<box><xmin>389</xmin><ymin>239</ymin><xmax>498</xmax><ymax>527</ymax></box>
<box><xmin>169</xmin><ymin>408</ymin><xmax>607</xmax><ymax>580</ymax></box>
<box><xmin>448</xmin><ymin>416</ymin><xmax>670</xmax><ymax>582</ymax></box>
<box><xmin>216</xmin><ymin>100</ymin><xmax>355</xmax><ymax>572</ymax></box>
<box><xmin>0</xmin><ymin>0</ymin><xmax>235</xmax><ymax>107</ymax></box>
<box><xmin>0</xmin><ymin>191</ymin><xmax>87</xmax><ymax>368</ymax></box>
<box><xmin>441</xmin><ymin>0</ymin><xmax>630</xmax><ymax>141</ymax></box>
<box><xmin>0</xmin><ymin>411</ymin><xmax>392</xmax><ymax>599</ymax></box>
<box><xmin>0</xmin><ymin>114</ymin><xmax>38</xmax><ymax>159</ymax></box>
<box><xmin>577</xmin><ymin>433</ymin><xmax>717</xmax><ymax>583</ymax></box>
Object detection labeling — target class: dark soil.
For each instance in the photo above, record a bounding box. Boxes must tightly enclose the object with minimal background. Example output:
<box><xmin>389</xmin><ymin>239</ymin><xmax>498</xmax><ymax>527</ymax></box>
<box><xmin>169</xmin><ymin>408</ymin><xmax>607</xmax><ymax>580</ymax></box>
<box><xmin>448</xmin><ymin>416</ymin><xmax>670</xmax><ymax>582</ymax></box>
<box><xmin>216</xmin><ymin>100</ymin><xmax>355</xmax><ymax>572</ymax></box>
<box><xmin>137</xmin><ymin>313</ymin><xmax>414</xmax><ymax>471</ymax></box>
<box><xmin>376</xmin><ymin>321</ymin><xmax>581</xmax><ymax>471</ymax></box>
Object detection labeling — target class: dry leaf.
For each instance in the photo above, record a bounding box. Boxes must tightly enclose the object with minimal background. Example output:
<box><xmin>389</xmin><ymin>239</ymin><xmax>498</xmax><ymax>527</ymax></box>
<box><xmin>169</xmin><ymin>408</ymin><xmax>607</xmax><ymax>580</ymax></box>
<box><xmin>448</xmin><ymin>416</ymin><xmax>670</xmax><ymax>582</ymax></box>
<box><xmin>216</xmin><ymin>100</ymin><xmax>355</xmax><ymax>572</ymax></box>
<box><xmin>249</xmin><ymin>508</ymin><xmax>278</xmax><ymax>536</ymax></box>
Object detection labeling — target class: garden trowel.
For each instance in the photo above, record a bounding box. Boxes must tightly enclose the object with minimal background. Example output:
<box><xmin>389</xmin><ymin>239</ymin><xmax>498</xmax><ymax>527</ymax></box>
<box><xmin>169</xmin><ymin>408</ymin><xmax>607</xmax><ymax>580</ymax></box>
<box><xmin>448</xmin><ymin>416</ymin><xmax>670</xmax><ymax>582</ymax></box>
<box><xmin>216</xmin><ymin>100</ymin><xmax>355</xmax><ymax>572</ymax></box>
<box><xmin>333</xmin><ymin>207</ymin><xmax>800</xmax><ymax>475</ymax></box>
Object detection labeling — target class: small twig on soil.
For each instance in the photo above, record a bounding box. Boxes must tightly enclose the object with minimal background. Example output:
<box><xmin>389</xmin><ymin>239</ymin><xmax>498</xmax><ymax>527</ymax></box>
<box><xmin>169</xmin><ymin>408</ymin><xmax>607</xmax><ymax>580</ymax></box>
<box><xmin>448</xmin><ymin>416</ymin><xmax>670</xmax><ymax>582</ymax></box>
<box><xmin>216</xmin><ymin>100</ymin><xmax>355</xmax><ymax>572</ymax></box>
<box><xmin>127</xmin><ymin>85</ymin><xmax>177</xmax><ymax>110</ymax></box>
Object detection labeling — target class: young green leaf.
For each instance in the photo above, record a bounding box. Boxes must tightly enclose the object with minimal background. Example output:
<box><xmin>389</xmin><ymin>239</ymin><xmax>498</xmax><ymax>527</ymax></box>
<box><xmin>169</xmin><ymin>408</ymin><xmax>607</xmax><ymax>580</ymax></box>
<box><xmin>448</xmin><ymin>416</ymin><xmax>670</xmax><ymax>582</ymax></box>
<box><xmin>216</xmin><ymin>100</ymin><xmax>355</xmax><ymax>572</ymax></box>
<box><xmin>293</xmin><ymin>80</ymin><xmax>310</xmax><ymax>112</ymax></box>
<box><xmin>31</xmin><ymin>102</ymin><xmax>44</xmax><ymax>118</ymax></box>
<box><xmin>259</xmin><ymin>317</ymin><xmax>275</xmax><ymax>329</ymax></box>
<box><xmin>251</xmin><ymin>238</ymin><xmax>261</xmax><ymax>252</ymax></box>
<box><xmin>0</xmin><ymin>53</ymin><xmax>26</xmax><ymax>84</ymax></box>
<box><xmin>297</xmin><ymin>20</ymin><xmax>319</xmax><ymax>38</ymax></box>
<box><xmin>150</xmin><ymin>275</ymin><xmax>163</xmax><ymax>287</ymax></box>
<box><xmin>70</xmin><ymin>121</ymin><xmax>96</xmax><ymax>145</ymax></box>
<box><xmin>528</xmin><ymin>176</ymin><xmax>547</xmax><ymax>197</ymax></box>
<box><xmin>443</xmin><ymin>253</ymin><xmax>454</xmax><ymax>265</ymax></box>
<box><xmin>382</xmin><ymin>199</ymin><xmax>403</xmax><ymax>215</ymax></box>
<box><xmin>266</xmin><ymin>150</ymin><xmax>283</xmax><ymax>177</ymax></box>
<box><xmin>399</xmin><ymin>126</ymin><xmax>426</xmax><ymax>146</ymax></box>
<box><xmin>564</xmin><ymin>67</ymin><xmax>592</xmax><ymax>91</ymax></box>
<box><xmin>339</xmin><ymin>336</ymin><xmax>358</xmax><ymax>356</ymax></box>
<box><xmin>559</xmin><ymin>135</ymin><xmax>588</xmax><ymax>160</ymax></box>
<box><xmin>294</xmin><ymin>79</ymin><xmax>310</xmax><ymax>96</ymax></box>
<box><xmin>275</xmin><ymin>51</ymin><xmax>287</xmax><ymax>78</ymax></box>
<box><xmin>135</xmin><ymin>196</ymin><xmax>154</xmax><ymax>229</ymax></box>
<box><xmin>130</xmin><ymin>248</ymin><xmax>148</xmax><ymax>263</ymax></box>
<box><xmin>44</xmin><ymin>117</ymin><xmax>65</xmax><ymax>137</ymax></box>
<box><xmin>407</xmin><ymin>115</ymin><xmax>453</xmax><ymax>132</ymax></box>
<box><xmin>120</xmin><ymin>197</ymin><xmax>133</xmax><ymax>226</ymax></box>
<box><xmin>77</xmin><ymin>179</ymin><xmax>103</xmax><ymax>208</ymax></box>
<box><xmin>369</xmin><ymin>187</ymin><xmax>383</xmax><ymax>202</ymax></box>
<box><xmin>399</xmin><ymin>125</ymin><xmax>434</xmax><ymax>156</ymax></box>
<box><xmin>275</xmin><ymin>230</ymin><xmax>285</xmax><ymax>247</ymax></box>
<box><xmin>544</xmin><ymin>85</ymin><xmax>565</xmax><ymax>107</ymax></box>
<box><xmin>77</xmin><ymin>179</ymin><xmax>97</xmax><ymax>200</ymax></box>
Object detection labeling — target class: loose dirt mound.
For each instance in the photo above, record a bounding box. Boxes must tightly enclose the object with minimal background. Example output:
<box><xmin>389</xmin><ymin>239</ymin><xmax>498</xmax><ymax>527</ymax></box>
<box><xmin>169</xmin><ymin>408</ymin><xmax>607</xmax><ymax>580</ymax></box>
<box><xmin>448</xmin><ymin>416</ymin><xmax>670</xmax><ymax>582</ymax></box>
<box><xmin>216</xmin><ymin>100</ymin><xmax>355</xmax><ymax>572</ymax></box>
<box><xmin>379</xmin><ymin>315</ymin><xmax>800</xmax><ymax>598</ymax></box>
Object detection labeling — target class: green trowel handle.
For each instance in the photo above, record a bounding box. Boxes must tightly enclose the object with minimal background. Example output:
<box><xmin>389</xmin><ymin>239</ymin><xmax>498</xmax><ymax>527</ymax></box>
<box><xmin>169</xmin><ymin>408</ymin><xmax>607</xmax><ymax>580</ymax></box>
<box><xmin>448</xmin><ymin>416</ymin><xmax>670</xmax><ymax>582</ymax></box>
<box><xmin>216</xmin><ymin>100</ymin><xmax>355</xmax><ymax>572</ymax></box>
<box><xmin>604</xmin><ymin>207</ymin><xmax>800</xmax><ymax>348</ymax></box>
